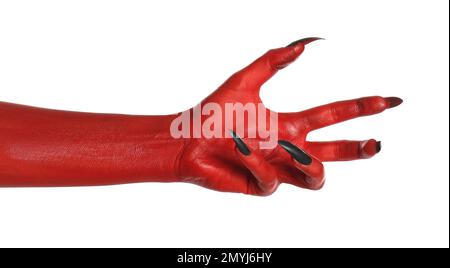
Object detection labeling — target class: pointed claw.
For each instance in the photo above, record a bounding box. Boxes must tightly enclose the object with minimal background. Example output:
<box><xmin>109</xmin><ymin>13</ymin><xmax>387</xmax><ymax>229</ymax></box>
<box><xmin>287</xmin><ymin>37</ymin><xmax>324</xmax><ymax>47</ymax></box>
<box><xmin>376</xmin><ymin>141</ymin><xmax>382</xmax><ymax>153</ymax></box>
<box><xmin>385</xmin><ymin>97</ymin><xmax>403</xmax><ymax>109</ymax></box>
<box><xmin>230</xmin><ymin>130</ymin><xmax>251</xmax><ymax>156</ymax></box>
<box><xmin>278</xmin><ymin>140</ymin><xmax>312</xmax><ymax>165</ymax></box>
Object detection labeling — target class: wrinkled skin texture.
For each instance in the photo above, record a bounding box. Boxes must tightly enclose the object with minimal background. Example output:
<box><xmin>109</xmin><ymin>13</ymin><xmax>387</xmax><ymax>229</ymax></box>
<box><xmin>0</xmin><ymin>38</ymin><xmax>402</xmax><ymax>195</ymax></box>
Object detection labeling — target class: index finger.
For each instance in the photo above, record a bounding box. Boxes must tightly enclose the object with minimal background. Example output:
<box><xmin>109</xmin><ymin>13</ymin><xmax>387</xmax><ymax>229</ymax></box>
<box><xmin>225</xmin><ymin>37</ymin><xmax>323</xmax><ymax>92</ymax></box>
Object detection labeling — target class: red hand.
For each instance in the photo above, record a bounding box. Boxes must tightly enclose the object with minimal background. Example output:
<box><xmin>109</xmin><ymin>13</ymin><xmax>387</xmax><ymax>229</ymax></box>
<box><xmin>0</xmin><ymin>38</ymin><xmax>402</xmax><ymax>195</ymax></box>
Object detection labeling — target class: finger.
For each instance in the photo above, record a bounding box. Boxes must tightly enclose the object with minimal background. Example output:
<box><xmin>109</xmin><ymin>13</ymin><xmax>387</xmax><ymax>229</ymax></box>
<box><xmin>228</xmin><ymin>37</ymin><xmax>323</xmax><ymax>91</ymax></box>
<box><xmin>278</xmin><ymin>140</ymin><xmax>325</xmax><ymax>190</ymax></box>
<box><xmin>231</xmin><ymin>131</ymin><xmax>279</xmax><ymax>195</ymax></box>
<box><xmin>299</xmin><ymin>96</ymin><xmax>403</xmax><ymax>131</ymax></box>
<box><xmin>306</xmin><ymin>139</ymin><xmax>381</xmax><ymax>162</ymax></box>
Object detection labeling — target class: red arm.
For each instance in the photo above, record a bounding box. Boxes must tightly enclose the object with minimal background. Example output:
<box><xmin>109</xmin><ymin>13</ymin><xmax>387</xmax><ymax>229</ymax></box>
<box><xmin>0</xmin><ymin>37</ymin><xmax>402</xmax><ymax>195</ymax></box>
<box><xmin>0</xmin><ymin>102</ymin><xmax>184</xmax><ymax>186</ymax></box>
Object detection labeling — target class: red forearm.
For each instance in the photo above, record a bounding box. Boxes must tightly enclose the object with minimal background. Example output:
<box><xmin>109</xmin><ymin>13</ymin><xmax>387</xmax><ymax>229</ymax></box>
<box><xmin>0</xmin><ymin>101</ymin><xmax>184</xmax><ymax>187</ymax></box>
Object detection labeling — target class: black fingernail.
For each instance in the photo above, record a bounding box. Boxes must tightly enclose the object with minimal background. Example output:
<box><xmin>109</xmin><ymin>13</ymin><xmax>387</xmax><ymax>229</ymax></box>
<box><xmin>376</xmin><ymin>141</ymin><xmax>382</xmax><ymax>153</ymax></box>
<box><xmin>230</xmin><ymin>130</ymin><xmax>251</xmax><ymax>156</ymax></box>
<box><xmin>385</xmin><ymin>97</ymin><xmax>403</xmax><ymax>109</ymax></box>
<box><xmin>278</xmin><ymin>140</ymin><xmax>312</xmax><ymax>165</ymax></box>
<box><xmin>287</xmin><ymin>37</ymin><xmax>324</xmax><ymax>47</ymax></box>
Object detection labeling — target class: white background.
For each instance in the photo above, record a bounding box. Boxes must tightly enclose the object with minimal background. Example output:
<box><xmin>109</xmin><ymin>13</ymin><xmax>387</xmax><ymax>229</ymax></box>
<box><xmin>0</xmin><ymin>0</ymin><xmax>448</xmax><ymax>248</ymax></box>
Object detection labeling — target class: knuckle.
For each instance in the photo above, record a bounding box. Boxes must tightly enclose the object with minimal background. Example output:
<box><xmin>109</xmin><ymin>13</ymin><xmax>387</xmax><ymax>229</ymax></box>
<box><xmin>255</xmin><ymin>175</ymin><xmax>279</xmax><ymax>196</ymax></box>
<box><xmin>355</xmin><ymin>99</ymin><xmax>366</xmax><ymax>114</ymax></box>
<box><xmin>329</xmin><ymin>106</ymin><xmax>341</xmax><ymax>123</ymax></box>
<box><xmin>258</xmin><ymin>184</ymin><xmax>278</xmax><ymax>196</ymax></box>
<box><xmin>306</xmin><ymin>163</ymin><xmax>325</xmax><ymax>190</ymax></box>
<box><xmin>308</xmin><ymin>177</ymin><xmax>325</xmax><ymax>190</ymax></box>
